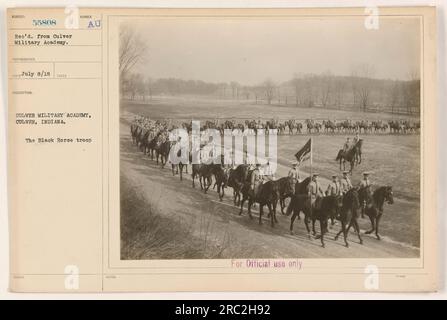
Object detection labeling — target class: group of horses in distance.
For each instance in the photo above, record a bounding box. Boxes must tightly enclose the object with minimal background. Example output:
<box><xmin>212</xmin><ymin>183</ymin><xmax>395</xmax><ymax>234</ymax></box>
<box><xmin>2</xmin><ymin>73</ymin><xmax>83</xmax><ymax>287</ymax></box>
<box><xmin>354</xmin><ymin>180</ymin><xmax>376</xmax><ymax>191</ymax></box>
<box><xmin>175</xmin><ymin>118</ymin><xmax>420</xmax><ymax>135</ymax></box>
<box><xmin>129</xmin><ymin>117</ymin><xmax>394</xmax><ymax>248</ymax></box>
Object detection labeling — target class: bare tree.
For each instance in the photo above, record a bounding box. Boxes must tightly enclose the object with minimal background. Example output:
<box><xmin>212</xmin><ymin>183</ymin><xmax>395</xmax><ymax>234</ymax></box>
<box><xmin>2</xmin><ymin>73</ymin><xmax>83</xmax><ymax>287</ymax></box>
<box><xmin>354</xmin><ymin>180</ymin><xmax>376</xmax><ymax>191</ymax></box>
<box><xmin>230</xmin><ymin>81</ymin><xmax>242</xmax><ymax>99</ymax></box>
<box><xmin>262</xmin><ymin>79</ymin><xmax>276</xmax><ymax>105</ymax></box>
<box><xmin>320</xmin><ymin>70</ymin><xmax>333</xmax><ymax>108</ymax></box>
<box><xmin>145</xmin><ymin>77</ymin><xmax>154</xmax><ymax>101</ymax></box>
<box><xmin>334</xmin><ymin>77</ymin><xmax>345</xmax><ymax>109</ymax></box>
<box><xmin>352</xmin><ymin>64</ymin><xmax>375</xmax><ymax>112</ymax></box>
<box><xmin>119</xmin><ymin>25</ymin><xmax>147</xmax><ymax>93</ymax></box>
<box><xmin>388</xmin><ymin>81</ymin><xmax>400</xmax><ymax>114</ymax></box>
<box><xmin>405</xmin><ymin>69</ymin><xmax>420</xmax><ymax>114</ymax></box>
<box><xmin>303</xmin><ymin>74</ymin><xmax>315</xmax><ymax>108</ymax></box>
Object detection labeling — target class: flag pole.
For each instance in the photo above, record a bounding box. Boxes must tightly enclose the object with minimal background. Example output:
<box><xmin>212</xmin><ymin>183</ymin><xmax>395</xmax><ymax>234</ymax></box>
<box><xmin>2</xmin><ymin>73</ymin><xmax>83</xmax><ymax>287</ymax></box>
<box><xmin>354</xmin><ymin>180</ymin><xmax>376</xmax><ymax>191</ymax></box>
<box><xmin>310</xmin><ymin>137</ymin><xmax>313</xmax><ymax>177</ymax></box>
<box><xmin>310</xmin><ymin>136</ymin><xmax>313</xmax><ymax>218</ymax></box>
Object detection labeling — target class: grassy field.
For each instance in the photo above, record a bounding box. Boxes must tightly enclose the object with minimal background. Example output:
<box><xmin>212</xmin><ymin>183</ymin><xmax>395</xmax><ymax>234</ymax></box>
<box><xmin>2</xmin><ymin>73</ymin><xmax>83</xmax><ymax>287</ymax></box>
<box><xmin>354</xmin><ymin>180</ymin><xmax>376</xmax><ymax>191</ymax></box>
<box><xmin>122</xmin><ymin>96</ymin><xmax>420</xmax><ymax>121</ymax></box>
<box><xmin>121</xmin><ymin>96</ymin><xmax>421</xmax><ymax>248</ymax></box>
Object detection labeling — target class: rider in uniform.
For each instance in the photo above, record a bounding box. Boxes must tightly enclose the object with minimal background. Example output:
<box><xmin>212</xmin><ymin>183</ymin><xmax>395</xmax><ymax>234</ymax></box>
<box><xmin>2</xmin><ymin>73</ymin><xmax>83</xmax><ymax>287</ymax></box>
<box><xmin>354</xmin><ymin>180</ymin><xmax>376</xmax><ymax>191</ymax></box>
<box><xmin>359</xmin><ymin>172</ymin><xmax>372</xmax><ymax>189</ymax></box>
<box><xmin>358</xmin><ymin>172</ymin><xmax>372</xmax><ymax>218</ymax></box>
<box><xmin>262</xmin><ymin>159</ymin><xmax>274</xmax><ymax>181</ymax></box>
<box><xmin>288</xmin><ymin>161</ymin><xmax>300</xmax><ymax>184</ymax></box>
<box><xmin>343</xmin><ymin>137</ymin><xmax>351</xmax><ymax>153</ymax></box>
<box><xmin>352</xmin><ymin>132</ymin><xmax>360</xmax><ymax>147</ymax></box>
<box><xmin>307</xmin><ymin>173</ymin><xmax>324</xmax><ymax>210</ymax></box>
<box><xmin>340</xmin><ymin>171</ymin><xmax>353</xmax><ymax>194</ymax></box>
<box><xmin>250</xmin><ymin>163</ymin><xmax>263</xmax><ymax>200</ymax></box>
<box><xmin>326</xmin><ymin>174</ymin><xmax>341</xmax><ymax>196</ymax></box>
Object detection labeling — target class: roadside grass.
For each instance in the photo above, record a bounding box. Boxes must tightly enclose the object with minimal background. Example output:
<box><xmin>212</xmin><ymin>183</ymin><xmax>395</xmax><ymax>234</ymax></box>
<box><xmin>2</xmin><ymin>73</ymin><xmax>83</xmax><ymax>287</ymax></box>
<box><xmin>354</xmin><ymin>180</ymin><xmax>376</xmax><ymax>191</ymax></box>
<box><xmin>120</xmin><ymin>174</ymin><xmax>255</xmax><ymax>259</ymax></box>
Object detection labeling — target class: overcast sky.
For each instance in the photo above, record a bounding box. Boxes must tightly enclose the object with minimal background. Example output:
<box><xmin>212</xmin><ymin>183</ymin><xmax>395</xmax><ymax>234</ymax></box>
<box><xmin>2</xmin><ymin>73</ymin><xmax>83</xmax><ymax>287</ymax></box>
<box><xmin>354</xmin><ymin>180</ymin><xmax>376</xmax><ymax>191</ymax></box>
<box><xmin>127</xmin><ymin>17</ymin><xmax>420</xmax><ymax>84</ymax></box>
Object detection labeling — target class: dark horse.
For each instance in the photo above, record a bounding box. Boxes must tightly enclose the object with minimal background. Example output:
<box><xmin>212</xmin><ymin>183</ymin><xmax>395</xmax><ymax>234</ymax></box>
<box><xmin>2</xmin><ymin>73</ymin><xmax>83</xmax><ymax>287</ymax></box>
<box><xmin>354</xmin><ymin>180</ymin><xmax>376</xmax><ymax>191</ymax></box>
<box><xmin>210</xmin><ymin>164</ymin><xmax>230</xmax><ymax>201</ymax></box>
<box><xmin>335</xmin><ymin>143</ymin><xmax>360</xmax><ymax>174</ymax></box>
<box><xmin>239</xmin><ymin>176</ymin><xmax>279</xmax><ymax>227</ymax></box>
<box><xmin>334</xmin><ymin>188</ymin><xmax>363</xmax><ymax>247</ymax></box>
<box><xmin>169</xmin><ymin>144</ymin><xmax>188</xmax><ymax>181</ymax></box>
<box><xmin>274</xmin><ymin>176</ymin><xmax>296</xmax><ymax>214</ymax></box>
<box><xmin>287</xmin><ymin>177</ymin><xmax>311</xmax><ymax>231</ymax></box>
<box><xmin>155</xmin><ymin>140</ymin><xmax>171</xmax><ymax>168</ymax></box>
<box><xmin>360</xmin><ymin>186</ymin><xmax>394</xmax><ymax>240</ymax></box>
<box><xmin>311</xmin><ymin>195</ymin><xmax>343</xmax><ymax>247</ymax></box>
<box><xmin>354</xmin><ymin>139</ymin><xmax>363</xmax><ymax>164</ymax></box>
<box><xmin>288</xmin><ymin>192</ymin><xmax>342</xmax><ymax>247</ymax></box>
<box><xmin>227</xmin><ymin>164</ymin><xmax>249</xmax><ymax>206</ymax></box>
<box><xmin>286</xmin><ymin>177</ymin><xmax>311</xmax><ymax>216</ymax></box>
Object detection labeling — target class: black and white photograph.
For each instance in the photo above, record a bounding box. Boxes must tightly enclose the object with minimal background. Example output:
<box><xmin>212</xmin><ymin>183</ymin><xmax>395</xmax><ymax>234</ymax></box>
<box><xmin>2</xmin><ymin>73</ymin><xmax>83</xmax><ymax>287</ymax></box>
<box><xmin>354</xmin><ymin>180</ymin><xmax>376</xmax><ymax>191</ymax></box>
<box><xmin>119</xmin><ymin>16</ymin><xmax>421</xmax><ymax>260</ymax></box>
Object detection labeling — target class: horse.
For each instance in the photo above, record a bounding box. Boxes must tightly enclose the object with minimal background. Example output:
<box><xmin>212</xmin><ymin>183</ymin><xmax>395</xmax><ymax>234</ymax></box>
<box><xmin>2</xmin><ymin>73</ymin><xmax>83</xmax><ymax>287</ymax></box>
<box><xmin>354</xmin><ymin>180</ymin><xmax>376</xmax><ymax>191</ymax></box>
<box><xmin>335</xmin><ymin>145</ymin><xmax>358</xmax><ymax>173</ymax></box>
<box><xmin>213</xmin><ymin>166</ymin><xmax>230</xmax><ymax>201</ymax></box>
<box><xmin>239</xmin><ymin>178</ymin><xmax>280</xmax><ymax>227</ymax></box>
<box><xmin>363</xmin><ymin>186</ymin><xmax>394</xmax><ymax>240</ymax></box>
<box><xmin>169</xmin><ymin>143</ymin><xmax>188</xmax><ymax>180</ymax></box>
<box><xmin>311</xmin><ymin>195</ymin><xmax>343</xmax><ymax>247</ymax></box>
<box><xmin>227</xmin><ymin>164</ymin><xmax>249</xmax><ymax>206</ymax></box>
<box><xmin>139</xmin><ymin>130</ymin><xmax>150</xmax><ymax>154</ymax></box>
<box><xmin>155</xmin><ymin>139</ymin><xmax>171</xmax><ymax>168</ymax></box>
<box><xmin>198</xmin><ymin>164</ymin><xmax>215</xmax><ymax>193</ymax></box>
<box><xmin>130</xmin><ymin>124</ymin><xmax>138</xmax><ymax>144</ymax></box>
<box><xmin>287</xmin><ymin>177</ymin><xmax>311</xmax><ymax>231</ymax></box>
<box><xmin>354</xmin><ymin>139</ymin><xmax>363</xmax><ymax>164</ymax></box>
<box><xmin>334</xmin><ymin>188</ymin><xmax>363</xmax><ymax>247</ymax></box>
<box><xmin>274</xmin><ymin>176</ymin><xmax>295</xmax><ymax>214</ymax></box>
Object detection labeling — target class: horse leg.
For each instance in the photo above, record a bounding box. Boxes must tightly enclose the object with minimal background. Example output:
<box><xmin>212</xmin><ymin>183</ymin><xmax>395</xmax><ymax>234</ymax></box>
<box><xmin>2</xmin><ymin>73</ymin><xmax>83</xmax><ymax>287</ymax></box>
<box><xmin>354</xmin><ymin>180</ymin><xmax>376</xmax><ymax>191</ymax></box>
<box><xmin>179</xmin><ymin>164</ymin><xmax>183</xmax><ymax>181</ymax></box>
<box><xmin>285</xmin><ymin>197</ymin><xmax>294</xmax><ymax>216</ymax></box>
<box><xmin>365</xmin><ymin>214</ymin><xmax>375</xmax><ymax>234</ymax></box>
<box><xmin>171</xmin><ymin>164</ymin><xmax>175</xmax><ymax>176</ymax></box>
<box><xmin>267</xmin><ymin>203</ymin><xmax>275</xmax><ymax>227</ymax></box>
<box><xmin>204</xmin><ymin>176</ymin><xmax>212</xmax><ymax>193</ymax></box>
<box><xmin>259</xmin><ymin>204</ymin><xmax>264</xmax><ymax>225</ymax></box>
<box><xmin>247</xmin><ymin>199</ymin><xmax>253</xmax><ymax>220</ymax></box>
<box><xmin>280</xmin><ymin>197</ymin><xmax>285</xmax><ymax>215</ymax></box>
<box><xmin>239</xmin><ymin>195</ymin><xmax>246</xmax><ymax>215</ymax></box>
<box><xmin>334</xmin><ymin>220</ymin><xmax>344</xmax><ymax>241</ymax></box>
<box><xmin>343</xmin><ymin>221</ymin><xmax>350</xmax><ymax>247</ymax></box>
<box><xmin>320</xmin><ymin>219</ymin><xmax>326</xmax><ymax>248</ymax></box>
<box><xmin>375</xmin><ymin>213</ymin><xmax>382</xmax><ymax>240</ymax></box>
<box><xmin>290</xmin><ymin>211</ymin><xmax>298</xmax><ymax>235</ymax></box>
<box><xmin>273</xmin><ymin>201</ymin><xmax>278</xmax><ymax>223</ymax></box>
<box><xmin>353</xmin><ymin>219</ymin><xmax>363</xmax><ymax>245</ymax></box>
<box><xmin>219</xmin><ymin>184</ymin><xmax>224</xmax><ymax>201</ymax></box>
<box><xmin>312</xmin><ymin>218</ymin><xmax>317</xmax><ymax>236</ymax></box>
<box><xmin>304</xmin><ymin>214</ymin><xmax>311</xmax><ymax>239</ymax></box>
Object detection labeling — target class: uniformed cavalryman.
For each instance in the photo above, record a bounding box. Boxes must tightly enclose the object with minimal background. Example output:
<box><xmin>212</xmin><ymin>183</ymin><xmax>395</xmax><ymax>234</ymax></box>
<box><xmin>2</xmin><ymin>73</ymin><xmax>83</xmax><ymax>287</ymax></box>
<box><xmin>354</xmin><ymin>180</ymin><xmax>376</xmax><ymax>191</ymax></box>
<box><xmin>343</xmin><ymin>137</ymin><xmax>351</xmax><ymax>153</ymax></box>
<box><xmin>358</xmin><ymin>172</ymin><xmax>372</xmax><ymax>188</ymax></box>
<box><xmin>326</xmin><ymin>174</ymin><xmax>340</xmax><ymax>196</ymax></box>
<box><xmin>358</xmin><ymin>172</ymin><xmax>371</xmax><ymax>218</ymax></box>
<box><xmin>307</xmin><ymin>173</ymin><xmax>324</xmax><ymax>209</ymax></box>
<box><xmin>353</xmin><ymin>132</ymin><xmax>360</xmax><ymax>147</ymax></box>
<box><xmin>263</xmin><ymin>159</ymin><xmax>274</xmax><ymax>181</ymax></box>
<box><xmin>288</xmin><ymin>161</ymin><xmax>300</xmax><ymax>184</ymax></box>
<box><xmin>340</xmin><ymin>171</ymin><xmax>353</xmax><ymax>194</ymax></box>
<box><xmin>250</xmin><ymin>163</ymin><xmax>264</xmax><ymax>200</ymax></box>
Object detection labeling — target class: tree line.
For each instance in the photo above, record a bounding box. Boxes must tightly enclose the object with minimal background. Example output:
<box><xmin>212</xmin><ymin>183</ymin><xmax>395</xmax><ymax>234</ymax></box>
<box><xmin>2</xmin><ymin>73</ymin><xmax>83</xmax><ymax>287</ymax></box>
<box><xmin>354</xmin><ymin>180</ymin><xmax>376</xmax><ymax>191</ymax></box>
<box><xmin>121</xmin><ymin>72</ymin><xmax>420</xmax><ymax>115</ymax></box>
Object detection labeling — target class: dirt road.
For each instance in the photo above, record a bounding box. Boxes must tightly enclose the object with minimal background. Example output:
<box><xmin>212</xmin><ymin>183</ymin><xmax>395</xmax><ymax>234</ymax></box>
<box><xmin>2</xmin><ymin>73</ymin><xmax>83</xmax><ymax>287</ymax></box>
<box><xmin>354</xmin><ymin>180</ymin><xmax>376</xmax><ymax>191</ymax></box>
<box><xmin>120</xmin><ymin>120</ymin><xmax>419</xmax><ymax>259</ymax></box>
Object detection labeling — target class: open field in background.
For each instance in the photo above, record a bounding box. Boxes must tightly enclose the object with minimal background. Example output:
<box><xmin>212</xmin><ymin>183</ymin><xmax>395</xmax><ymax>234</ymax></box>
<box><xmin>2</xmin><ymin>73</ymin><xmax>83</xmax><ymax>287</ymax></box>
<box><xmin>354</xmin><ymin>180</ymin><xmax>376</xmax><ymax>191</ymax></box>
<box><xmin>120</xmin><ymin>96</ymin><xmax>421</xmax><ymax>258</ymax></box>
<box><xmin>122</xmin><ymin>96</ymin><xmax>420</xmax><ymax>121</ymax></box>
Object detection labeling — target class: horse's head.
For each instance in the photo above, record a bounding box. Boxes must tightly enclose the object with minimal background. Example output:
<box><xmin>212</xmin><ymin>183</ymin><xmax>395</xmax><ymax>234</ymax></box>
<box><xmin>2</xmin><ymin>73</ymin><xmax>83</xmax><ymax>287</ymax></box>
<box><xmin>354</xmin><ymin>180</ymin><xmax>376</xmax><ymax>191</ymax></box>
<box><xmin>384</xmin><ymin>186</ymin><xmax>394</xmax><ymax>204</ymax></box>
